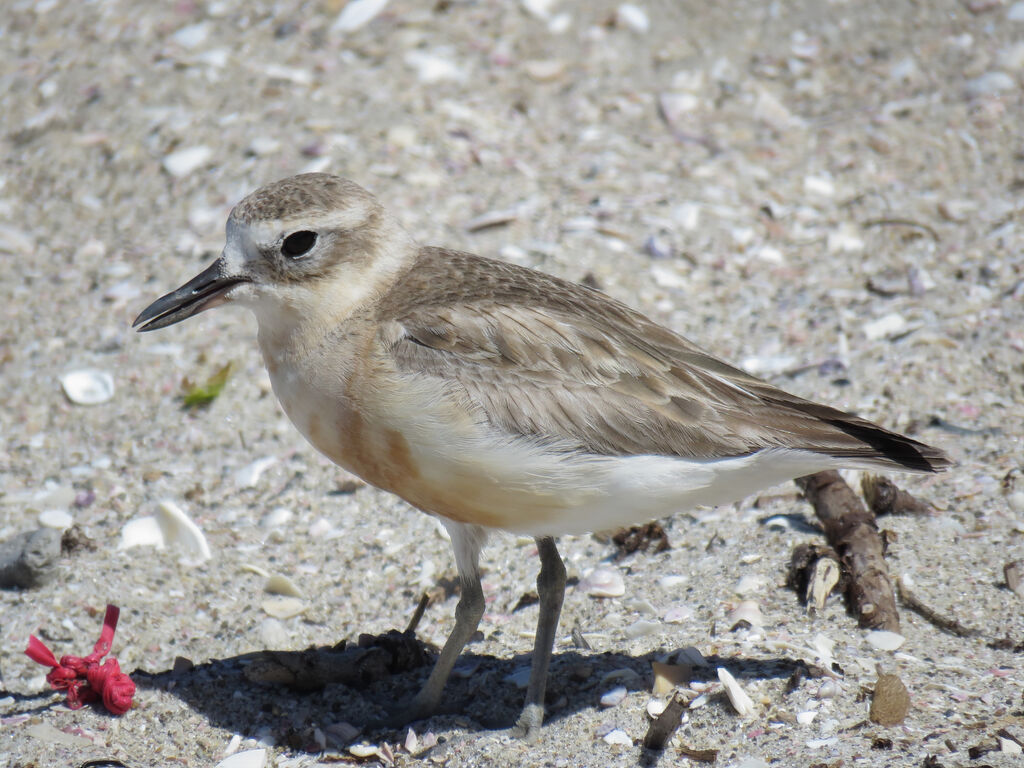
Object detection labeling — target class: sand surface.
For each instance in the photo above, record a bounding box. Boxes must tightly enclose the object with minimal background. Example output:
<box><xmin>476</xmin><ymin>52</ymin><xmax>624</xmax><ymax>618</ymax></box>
<box><xmin>2</xmin><ymin>0</ymin><xmax>1023</xmax><ymax>766</ymax></box>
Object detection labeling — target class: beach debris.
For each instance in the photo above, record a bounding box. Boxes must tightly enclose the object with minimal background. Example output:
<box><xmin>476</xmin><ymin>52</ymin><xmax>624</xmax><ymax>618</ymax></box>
<box><xmin>895</xmin><ymin>576</ymin><xmax>980</xmax><ymax>638</ymax></box>
<box><xmin>162</xmin><ymin>145</ymin><xmax>213</xmax><ymax>178</ymax></box>
<box><xmin>244</xmin><ymin>630</ymin><xmax>429</xmax><ymax>691</ymax></box>
<box><xmin>718</xmin><ymin>667</ymin><xmax>755</xmax><ymax>716</ymax></box>
<box><xmin>788</xmin><ymin>543</ymin><xmax>843</xmax><ymax>614</ymax></box>
<box><xmin>332</xmin><ymin>0</ymin><xmax>389</xmax><ymax>33</ymax></box>
<box><xmin>265</xmin><ymin>574</ymin><xmax>304</xmax><ymax>598</ymax></box>
<box><xmin>869</xmin><ymin>670</ymin><xmax>910</xmax><ymax>726</ymax></box>
<box><xmin>602</xmin><ymin>728</ymin><xmax>632</xmax><ymax>746</ymax></box>
<box><xmin>60</xmin><ymin>369</ymin><xmax>114</xmax><ymax>406</ymax></box>
<box><xmin>796</xmin><ymin>471</ymin><xmax>900</xmax><ymax>631</ymax></box>
<box><xmin>119</xmin><ymin>500</ymin><xmax>211</xmax><ymax>562</ymax></box>
<box><xmin>728</xmin><ymin>600</ymin><xmax>765</xmax><ymax>630</ymax></box>
<box><xmin>600</xmin><ymin>685</ymin><xmax>627</xmax><ymax>707</ymax></box>
<box><xmin>183</xmin><ymin>363</ymin><xmax>234</xmax><ymax>409</ymax></box>
<box><xmin>214</xmin><ymin>749</ymin><xmax>267</xmax><ymax>768</ymax></box>
<box><xmin>651</xmin><ymin>661</ymin><xmax>690</xmax><ymax>695</ymax></box>
<box><xmin>579</xmin><ymin>566</ymin><xmax>625</xmax><ymax>597</ymax></box>
<box><xmin>24</xmin><ymin>605</ymin><xmax>135</xmax><ymax>715</ymax></box>
<box><xmin>0</xmin><ymin>528</ymin><xmax>62</xmax><ymax>588</ymax></box>
<box><xmin>642</xmin><ymin>692</ymin><xmax>686</xmax><ymax>750</ymax></box>
<box><xmin>1004</xmin><ymin>561</ymin><xmax>1024</xmax><ymax>599</ymax></box>
<box><xmin>866</xmin><ymin>630</ymin><xmax>905</xmax><ymax>652</ymax></box>
<box><xmin>861</xmin><ymin>475</ymin><xmax>935</xmax><ymax>516</ymax></box>
<box><xmin>610</xmin><ymin>521</ymin><xmax>670</xmax><ymax>559</ymax></box>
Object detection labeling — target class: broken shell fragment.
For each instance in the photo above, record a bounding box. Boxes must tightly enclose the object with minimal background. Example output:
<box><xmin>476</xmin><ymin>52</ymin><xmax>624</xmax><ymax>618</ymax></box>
<box><xmin>728</xmin><ymin>600</ymin><xmax>765</xmax><ymax>630</ymax></box>
<box><xmin>579</xmin><ymin>566</ymin><xmax>626</xmax><ymax>597</ymax></box>
<box><xmin>60</xmin><ymin>369</ymin><xmax>115</xmax><ymax>405</ymax></box>
<box><xmin>718</xmin><ymin>667</ymin><xmax>755</xmax><ymax>716</ymax></box>
<box><xmin>265</xmin><ymin>574</ymin><xmax>304</xmax><ymax>598</ymax></box>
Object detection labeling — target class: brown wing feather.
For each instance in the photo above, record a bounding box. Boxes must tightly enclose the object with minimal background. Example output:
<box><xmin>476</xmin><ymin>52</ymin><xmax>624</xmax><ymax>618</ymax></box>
<box><xmin>377</xmin><ymin>247</ymin><xmax>950</xmax><ymax>471</ymax></box>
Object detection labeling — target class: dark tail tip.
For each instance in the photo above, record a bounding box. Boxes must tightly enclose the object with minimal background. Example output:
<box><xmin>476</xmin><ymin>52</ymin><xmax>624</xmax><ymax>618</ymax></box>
<box><xmin>828</xmin><ymin>419</ymin><xmax>952</xmax><ymax>473</ymax></box>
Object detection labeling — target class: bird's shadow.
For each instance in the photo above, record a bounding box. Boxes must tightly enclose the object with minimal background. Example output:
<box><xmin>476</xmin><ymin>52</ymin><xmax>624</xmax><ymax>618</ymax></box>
<box><xmin>118</xmin><ymin>636</ymin><xmax>804</xmax><ymax>758</ymax></box>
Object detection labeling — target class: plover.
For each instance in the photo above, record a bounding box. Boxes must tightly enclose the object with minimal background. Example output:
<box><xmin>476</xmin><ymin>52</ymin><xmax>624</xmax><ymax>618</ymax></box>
<box><xmin>135</xmin><ymin>173</ymin><xmax>949</xmax><ymax>737</ymax></box>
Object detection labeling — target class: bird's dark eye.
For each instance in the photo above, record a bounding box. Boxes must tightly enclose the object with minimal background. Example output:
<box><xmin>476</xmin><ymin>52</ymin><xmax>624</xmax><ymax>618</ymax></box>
<box><xmin>281</xmin><ymin>231</ymin><xmax>317</xmax><ymax>258</ymax></box>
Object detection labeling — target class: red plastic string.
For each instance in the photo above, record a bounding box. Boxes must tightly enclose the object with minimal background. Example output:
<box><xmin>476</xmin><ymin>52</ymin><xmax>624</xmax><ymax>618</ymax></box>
<box><xmin>25</xmin><ymin>604</ymin><xmax>135</xmax><ymax>715</ymax></box>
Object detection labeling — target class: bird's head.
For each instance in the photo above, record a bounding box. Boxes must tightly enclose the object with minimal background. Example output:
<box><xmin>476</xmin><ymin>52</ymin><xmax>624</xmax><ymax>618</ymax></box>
<box><xmin>133</xmin><ymin>173</ymin><xmax>411</xmax><ymax>333</ymax></box>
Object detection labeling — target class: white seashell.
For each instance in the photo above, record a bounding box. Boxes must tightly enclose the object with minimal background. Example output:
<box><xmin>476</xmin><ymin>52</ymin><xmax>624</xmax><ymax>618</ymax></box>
<box><xmin>404</xmin><ymin>50</ymin><xmax>463</xmax><ymax>84</ymax></box>
<box><xmin>734</xmin><ymin>575</ymin><xmax>765</xmax><ymax>596</ymax></box>
<box><xmin>333</xmin><ymin>0</ymin><xmax>390</xmax><ymax>32</ymax></box>
<box><xmin>602</xmin><ymin>728</ymin><xmax>632</xmax><ymax>746</ymax></box>
<box><xmin>234</xmin><ymin>456</ymin><xmax>277</xmax><ymax>489</ymax></box>
<box><xmin>616</xmin><ymin>3</ymin><xmax>649</xmax><ymax>33</ymax></box>
<box><xmin>600</xmin><ymin>686</ymin><xmax>627</xmax><ymax>707</ymax></box>
<box><xmin>796</xmin><ymin>710</ymin><xmax>817</xmax><ymax>725</ymax></box>
<box><xmin>966</xmin><ymin>71</ymin><xmax>1016</xmax><ymax>98</ymax></box>
<box><xmin>156</xmin><ymin>500</ymin><xmax>211</xmax><ymax>561</ymax></box>
<box><xmin>718</xmin><ymin>667</ymin><xmax>755</xmax><ymax>716</ymax></box>
<box><xmin>215</xmin><ymin>749</ymin><xmax>267</xmax><ymax>768</ymax></box>
<box><xmin>521</xmin><ymin>0</ymin><xmax>557</xmax><ymax>19</ymax></box>
<box><xmin>816</xmin><ymin>679</ymin><xmax>840</xmax><ymax>699</ymax></box>
<box><xmin>579</xmin><ymin>567</ymin><xmax>625</xmax><ymax>597</ymax></box>
<box><xmin>247</xmin><ymin>137</ymin><xmax>280</xmax><ymax>157</ymax></box>
<box><xmin>807</xmin><ymin>737</ymin><xmax>839</xmax><ymax>749</ymax></box>
<box><xmin>39</xmin><ymin>509</ymin><xmax>73</xmax><ymax>530</ymax></box>
<box><xmin>999</xmin><ymin>736</ymin><xmax>1023</xmax><ymax>755</ymax></box>
<box><xmin>863</xmin><ymin>313</ymin><xmax>907</xmax><ymax>341</ymax></box>
<box><xmin>172</xmin><ymin>22</ymin><xmax>210</xmax><ymax>49</ymax></box>
<box><xmin>663</xmin><ymin>605</ymin><xmax>693</xmax><ymax>624</ymax></box>
<box><xmin>260</xmin><ymin>508</ymin><xmax>292</xmax><ymax>529</ymax></box>
<box><xmin>265</xmin><ymin>574</ymin><xmax>303</xmax><ymax>598</ymax></box>
<box><xmin>259</xmin><ymin>618</ymin><xmax>289</xmax><ymax>648</ymax></box>
<box><xmin>803</xmin><ymin>175</ymin><xmax>835</xmax><ymax>198</ymax></box>
<box><xmin>624</xmin><ymin>619</ymin><xmax>661</xmax><ymax>639</ymax></box>
<box><xmin>162</xmin><ymin>146</ymin><xmax>213</xmax><ymax>178</ymax></box>
<box><xmin>621</xmin><ymin>597</ymin><xmax>656</xmax><ymax>615</ymax></box>
<box><xmin>120</xmin><ymin>516</ymin><xmax>165</xmax><ymax>550</ymax></box>
<box><xmin>688</xmin><ymin>693</ymin><xmax>709</xmax><ymax>709</ymax></box>
<box><xmin>647</xmin><ymin>698</ymin><xmax>667</xmax><ymax>718</ymax></box>
<box><xmin>223</xmin><ymin>734</ymin><xmax>242</xmax><ymax>757</ymax></box>
<box><xmin>811</xmin><ymin>633</ymin><xmax>836</xmax><ymax>665</ymax></box>
<box><xmin>728</xmin><ymin>600</ymin><xmax>765</xmax><ymax>628</ymax></box>
<box><xmin>866</xmin><ymin>630</ymin><xmax>906</xmax><ymax>651</ymax></box>
<box><xmin>60</xmin><ymin>369</ymin><xmax>114</xmax><ymax>405</ymax></box>
<box><xmin>657</xmin><ymin>574</ymin><xmax>687</xmax><ymax>589</ymax></box>
<box><xmin>504</xmin><ymin>666</ymin><xmax>532</xmax><ymax>689</ymax></box>
<box><xmin>348</xmin><ymin>744</ymin><xmax>379</xmax><ymax>758</ymax></box>
<box><xmin>261</xmin><ymin>597</ymin><xmax>306</xmax><ymax>619</ymax></box>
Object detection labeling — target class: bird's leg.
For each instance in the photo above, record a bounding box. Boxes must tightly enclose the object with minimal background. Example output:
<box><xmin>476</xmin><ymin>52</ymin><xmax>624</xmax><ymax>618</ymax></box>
<box><xmin>386</xmin><ymin>522</ymin><xmax>486</xmax><ymax>728</ymax></box>
<box><xmin>393</xmin><ymin>572</ymin><xmax>484</xmax><ymax>723</ymax></box>
<box><xmin>512</xmin><ymin>536</ymin><xmax>566</xmax><ymax>740</ymax></box>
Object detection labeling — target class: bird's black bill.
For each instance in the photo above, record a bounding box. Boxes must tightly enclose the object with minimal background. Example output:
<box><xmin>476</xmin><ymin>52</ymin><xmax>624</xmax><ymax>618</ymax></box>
<box><xmin>133</xmin><ymin>259</ymin><xmax>247</xmax><ymax>332</ymax></box>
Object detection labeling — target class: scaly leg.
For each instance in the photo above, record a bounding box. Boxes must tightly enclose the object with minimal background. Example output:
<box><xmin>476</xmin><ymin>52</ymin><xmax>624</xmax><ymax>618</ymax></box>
<box><xmin>512</xmin><ymin>536</ymin><xmax>566</xmax><ymax>740</ymax></box>
<box><xmin>388</xmin><ymin>522</ymin><xmax>486</xmax><ymax>726</ymax></box>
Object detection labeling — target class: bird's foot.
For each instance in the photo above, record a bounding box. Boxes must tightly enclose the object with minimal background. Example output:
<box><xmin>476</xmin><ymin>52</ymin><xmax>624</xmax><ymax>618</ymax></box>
<box><xmin>510</xmin><ymin>703</ymin><xmax>544</xmax><ymax>742</ymax></box>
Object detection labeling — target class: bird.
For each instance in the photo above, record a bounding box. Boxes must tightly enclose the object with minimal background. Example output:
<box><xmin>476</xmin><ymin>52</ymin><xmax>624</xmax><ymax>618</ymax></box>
<box><xmin>134</xmin><ymin>173</ymin><xmax>950</xmax><ymax>738</ymax></box>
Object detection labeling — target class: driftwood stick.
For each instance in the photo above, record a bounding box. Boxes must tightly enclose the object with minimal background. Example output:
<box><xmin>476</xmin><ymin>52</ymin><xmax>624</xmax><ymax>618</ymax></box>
<box><xmin>796</xmin><ymin>471</ymin><xmax>900</xmax><ymax>631</ymax></box>
<box><xmin>861</xmin><ymin>474</ymin><xmax>934</xmax><ymax>516</ymax></box>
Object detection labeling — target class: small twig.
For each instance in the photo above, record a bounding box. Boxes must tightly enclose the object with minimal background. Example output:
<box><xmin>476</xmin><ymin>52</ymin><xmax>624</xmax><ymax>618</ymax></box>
<box><xmin>861</xmin><ymin>475</ymin><xmax>935</xmax><ymax>516</ymax></box>
<box><xmin>405</xmin><ymin>592</ymin><xmax>430</xmax><ymax>634</ymax></box>
<box><xmin>896</xmin><ymin>578</ymin><xmax>979</xmax><ymax>638</ymax></box>
<box><xmin>796</xmin><ymin>471</ymin><xmax>900</xmax><ymax>631</ymax></box>
<box><xmin>642</xmin><ymin>693</ymin><xmax>687</xmax><ymax>750</ymax></box>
